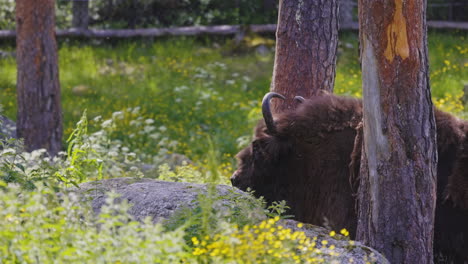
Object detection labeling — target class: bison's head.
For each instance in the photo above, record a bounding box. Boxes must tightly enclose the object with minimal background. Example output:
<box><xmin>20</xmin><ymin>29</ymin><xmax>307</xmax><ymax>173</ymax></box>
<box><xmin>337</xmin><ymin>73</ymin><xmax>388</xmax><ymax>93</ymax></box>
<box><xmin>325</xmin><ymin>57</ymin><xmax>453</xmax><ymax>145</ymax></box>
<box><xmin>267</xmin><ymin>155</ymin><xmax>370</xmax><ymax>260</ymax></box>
<box><xmin>231</xmin><ymin>92</ymin><xmax>290</xmax><ymax>193</ymax></box>
<box><xmin>231</xmin><ymin>92</ymin><xmax>298</xmax><ymax>202</ymax></box>
<box><xmin>230</xmin><ymin>127</ymin><xmax>293</xmax><ymax>191</ymax></box>
<box><xmin>230</xmin><ymin>93</ymin><xmax>329</xmax><ymax>191</ymax></box>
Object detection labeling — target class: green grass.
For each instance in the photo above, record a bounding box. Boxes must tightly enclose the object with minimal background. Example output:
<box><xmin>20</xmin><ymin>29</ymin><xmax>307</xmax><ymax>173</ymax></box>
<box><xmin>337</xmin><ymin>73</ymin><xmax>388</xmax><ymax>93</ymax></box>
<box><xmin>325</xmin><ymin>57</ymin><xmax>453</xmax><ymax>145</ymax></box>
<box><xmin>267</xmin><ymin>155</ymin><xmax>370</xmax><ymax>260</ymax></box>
<box><xmin>0</xmin><ymin>31</ymin><xmax>467</xmax><ymax>172</ymax></box>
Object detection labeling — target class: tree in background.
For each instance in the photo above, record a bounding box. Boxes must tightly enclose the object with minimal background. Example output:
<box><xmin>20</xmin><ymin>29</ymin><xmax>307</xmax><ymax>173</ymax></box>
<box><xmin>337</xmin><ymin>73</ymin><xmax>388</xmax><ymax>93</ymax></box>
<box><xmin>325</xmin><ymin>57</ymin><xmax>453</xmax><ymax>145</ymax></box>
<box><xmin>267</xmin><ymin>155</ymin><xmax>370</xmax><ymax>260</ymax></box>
<box><xmin>270</xmin><ymin>0</ymin><xmax>339</xmax><ymax>112</ymax></box>
<box><xmin>16</xmin><ymin>0</ymin><xmax>63</xmax><ymax>156</ymax></box>
<box><xmin>339</xmin><ymin>0</ymin><xmax>355</xmax><ymax>26</ymax></box>
<box><xmin>356</xmin><ymin>0</ymin><xmax>437</xmax><ymax>262</ymax></box>
<box><xmin>72</xmin><ymin>0</ymin><xmax>89</xmax><ymax>29</ymax></box>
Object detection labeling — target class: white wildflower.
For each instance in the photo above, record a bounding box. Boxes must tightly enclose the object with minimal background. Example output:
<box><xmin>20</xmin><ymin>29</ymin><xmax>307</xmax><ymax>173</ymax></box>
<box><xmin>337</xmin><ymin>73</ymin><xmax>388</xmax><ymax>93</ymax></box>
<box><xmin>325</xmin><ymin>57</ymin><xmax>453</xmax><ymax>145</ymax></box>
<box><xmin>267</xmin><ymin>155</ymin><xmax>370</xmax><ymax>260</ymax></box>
<box><xmin>144</xmin><ymin>119</ymin><xmax>154</xmax><ymax>125</ymax></box>
<box><xmin>112</xmin><ymin>111</ymin><xmax>124</xmax><ymax>120</ymax></box>
<box><xmin>101</xmin><ymin>119</ymin><xmax>113</xmax><ymax>128</ymax></box>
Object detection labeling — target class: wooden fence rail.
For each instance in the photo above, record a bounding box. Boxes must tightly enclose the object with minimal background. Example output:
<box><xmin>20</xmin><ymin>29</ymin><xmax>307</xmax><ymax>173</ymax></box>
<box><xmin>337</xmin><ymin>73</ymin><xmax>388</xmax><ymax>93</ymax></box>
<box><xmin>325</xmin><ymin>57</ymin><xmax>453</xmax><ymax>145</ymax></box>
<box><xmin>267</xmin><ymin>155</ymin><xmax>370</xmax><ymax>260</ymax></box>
<box><xmin>0</xmin><ymin>21</ymin><xmax>467</xmax><ymax>39</ymax></box>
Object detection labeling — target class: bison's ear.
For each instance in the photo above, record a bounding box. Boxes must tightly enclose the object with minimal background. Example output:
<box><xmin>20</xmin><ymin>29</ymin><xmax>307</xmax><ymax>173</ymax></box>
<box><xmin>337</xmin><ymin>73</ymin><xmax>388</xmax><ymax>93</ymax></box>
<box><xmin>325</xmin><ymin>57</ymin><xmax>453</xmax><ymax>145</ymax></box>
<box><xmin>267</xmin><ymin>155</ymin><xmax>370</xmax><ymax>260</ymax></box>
<box><xmin>254</xmin><ymin>119</ymin><xmax>273</xmax><ymax>138</ymax></box>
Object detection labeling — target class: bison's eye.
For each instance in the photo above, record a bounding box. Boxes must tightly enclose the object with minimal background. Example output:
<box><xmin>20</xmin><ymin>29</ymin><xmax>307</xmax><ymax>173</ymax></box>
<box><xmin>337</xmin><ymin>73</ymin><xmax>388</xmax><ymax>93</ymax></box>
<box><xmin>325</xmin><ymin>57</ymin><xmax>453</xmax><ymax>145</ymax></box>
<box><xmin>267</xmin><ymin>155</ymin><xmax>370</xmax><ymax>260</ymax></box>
<box><xmin>252</xmin><ymin>139</ymin><xmax>267</xmax><ymax>161</ymax></box>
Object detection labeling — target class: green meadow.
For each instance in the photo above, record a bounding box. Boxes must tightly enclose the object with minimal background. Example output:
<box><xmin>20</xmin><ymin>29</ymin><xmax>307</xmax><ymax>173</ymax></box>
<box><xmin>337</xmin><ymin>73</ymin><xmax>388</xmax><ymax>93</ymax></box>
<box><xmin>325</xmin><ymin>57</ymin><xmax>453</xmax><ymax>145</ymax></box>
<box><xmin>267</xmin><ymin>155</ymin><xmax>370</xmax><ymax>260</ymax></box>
<box><xmin>0</xmin><ymin>31</ymin><xmax>466</xmax><ymax>177</ymax></box>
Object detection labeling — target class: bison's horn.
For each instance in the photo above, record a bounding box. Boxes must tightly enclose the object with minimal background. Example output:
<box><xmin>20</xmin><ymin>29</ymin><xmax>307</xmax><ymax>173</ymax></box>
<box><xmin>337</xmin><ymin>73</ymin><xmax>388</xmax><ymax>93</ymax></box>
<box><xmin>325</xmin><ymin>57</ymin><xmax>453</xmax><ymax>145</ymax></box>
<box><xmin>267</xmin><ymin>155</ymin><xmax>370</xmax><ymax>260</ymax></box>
<box><xmin>294</xmin><ymin>96</ymin><xmax>306</xmax><ymax>103</ymax></box>
<box><xmin>262</xmin><ymin>92</ymin><xmax>285</xmax><ymax>134</ymax></box>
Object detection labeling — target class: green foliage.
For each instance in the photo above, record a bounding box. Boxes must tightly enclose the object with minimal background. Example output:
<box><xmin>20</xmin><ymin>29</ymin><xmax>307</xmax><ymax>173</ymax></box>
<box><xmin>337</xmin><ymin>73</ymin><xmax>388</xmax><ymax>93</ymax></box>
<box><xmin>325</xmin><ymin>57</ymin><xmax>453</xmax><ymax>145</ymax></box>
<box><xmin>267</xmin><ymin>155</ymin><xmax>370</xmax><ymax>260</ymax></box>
<box><xmin>0</xmin><ymin>0</ymin><xmax>72</xmax><ymax>30</ymax></box>
<box><xmin>0</xmin><ymin>139</ymin><xmax>29</xmax><ymax>188</ymax></box>
<box><xmin>158</xmin><ymin>163</ymin><xmax>202</xmax><ymax>183</ymax></box>
<box><xmin>428</xmin><ymin>33</ymin><xmax>467</xmax><ymax>114</ymax></box>
<box><xmin>266</xmin><ymin>200</ymin><xmax>294</xmax><ymax>219</ymax></box>
<box><xmin>0</xmin><ymin>138</ymin><xmax>62</xmax><ymax>190</ymax></box>
<box><xmin>0</xmin><ymin>177</ymin><xmax>348</xmax><ymax>263</ymax></box>
<box><xmin>163</xmin><ymin>187</ymin><xmax>266</xmax><ymax>244</ymax></box>
<box><xmin>0</xmin><ymin>0</ymin><xmax>15</xmax><ymax>29</ymax></box>
<box><xmin>0</xmin><ymin>0</ymin><xmax>276</xmax><ymax>30</ymax></box>
<box><xmin>57</xmin><ymin>110</ymin><xmax>103</xmax><ymax>186</ymax></box>
<box><xmin>0</xmin><ymin>129</ymin><xmax>343</xmax><ymax>262</ymax></box>
<box><xmin>0</xmin><ymin>184</ymin><xmax>190</xmax><ymax>263</ymax></box>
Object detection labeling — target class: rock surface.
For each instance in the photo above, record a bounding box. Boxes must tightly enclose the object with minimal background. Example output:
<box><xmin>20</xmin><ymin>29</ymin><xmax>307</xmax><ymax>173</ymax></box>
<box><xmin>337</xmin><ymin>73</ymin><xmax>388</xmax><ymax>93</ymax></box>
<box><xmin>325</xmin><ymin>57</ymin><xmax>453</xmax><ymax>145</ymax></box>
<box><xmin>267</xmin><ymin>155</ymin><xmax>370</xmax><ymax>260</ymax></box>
<box><xmin>0</xmin><ymin>50</ymin><xmax>15</xmax><ymax>59</ymax></box>
<box><xmin>76</xmin><ymin>177</ymin><xmax>388</xmax><ymax>264</ymax></box>
<box><xmin>75</xmin><ymin>177</ymin><xmax>261</xmax><ymax>222</ymax></box>
<box><xmin>279</xmin><ymin>219</ymin><xmax>389</xmax><ymax>264</ymax></box>
<box><xmin>0</xmin><ymin>115</ymin><xmax>16</xmax><ymax>140</ymax></box>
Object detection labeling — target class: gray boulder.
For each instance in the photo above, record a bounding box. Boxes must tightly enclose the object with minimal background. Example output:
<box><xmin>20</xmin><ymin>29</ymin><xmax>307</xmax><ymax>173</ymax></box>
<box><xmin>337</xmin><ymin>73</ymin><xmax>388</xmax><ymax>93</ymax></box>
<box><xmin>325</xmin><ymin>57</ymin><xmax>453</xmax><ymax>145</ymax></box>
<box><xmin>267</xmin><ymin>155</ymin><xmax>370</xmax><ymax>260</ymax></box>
<box><xmin>0</xmin><ymin>50</ymin><xmax>15</xmax><ymax>59</ymax></box>
<box><xmin>75</xmin><ymin>177</ymin><xmax>388</xmax><ymax>264</ymax></box>
<box><xmin>0</xmin><ymin>115</ymin><xmax>16</xmax><ymax>140</ymax></box>
<box><xmin>75</xmin><ymin>177</ymin><xmax>263</xmax><ymax>222</ymax></box>
<box><xmin>279</xmin><ymin>219</ymin><xmax>389</xmax><ymax>264</ymax></box>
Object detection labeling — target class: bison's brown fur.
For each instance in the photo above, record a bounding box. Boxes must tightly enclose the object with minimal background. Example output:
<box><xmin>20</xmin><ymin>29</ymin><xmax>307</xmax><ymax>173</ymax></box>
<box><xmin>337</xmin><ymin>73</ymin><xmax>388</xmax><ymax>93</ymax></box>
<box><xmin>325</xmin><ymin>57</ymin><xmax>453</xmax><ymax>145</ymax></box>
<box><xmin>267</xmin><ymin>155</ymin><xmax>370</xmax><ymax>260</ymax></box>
<box><xmin>231</xmin><ymin>94</ymin><xmax>468</xmax><ymax>262</ymax></box>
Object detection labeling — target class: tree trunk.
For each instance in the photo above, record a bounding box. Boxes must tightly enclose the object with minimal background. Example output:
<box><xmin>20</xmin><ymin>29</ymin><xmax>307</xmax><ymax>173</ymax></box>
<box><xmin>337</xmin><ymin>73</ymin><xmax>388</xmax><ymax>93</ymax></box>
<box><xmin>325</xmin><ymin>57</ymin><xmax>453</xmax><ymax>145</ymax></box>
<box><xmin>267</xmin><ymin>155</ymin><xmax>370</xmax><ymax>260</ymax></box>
<box><xmin>16</xmin><ymin>0</ymin><xmax>63</xmax><ymax>156</ymax></box>
<box><xmin>339</xmin><ymin>0</ymin><xmax>354</xmax><ymax>27</ymax></box>
<box><xmin>72</xmin><ymin>0</ymin><xmax>89</xmax><ymax>29</ymax></box>
<box><xmin>263</xmin><ymin>0</ymin><xmax>276</xmax><ymax>11</ymax></box>
<box><xmin>357</xmin><ymin>0</ymin><xmax>437</xmax><ymax>263</ymax></box>
<box><xmin>271</xmin><ymin>0</ymin><xmax>339</xmax><ymax>113</ymax></box>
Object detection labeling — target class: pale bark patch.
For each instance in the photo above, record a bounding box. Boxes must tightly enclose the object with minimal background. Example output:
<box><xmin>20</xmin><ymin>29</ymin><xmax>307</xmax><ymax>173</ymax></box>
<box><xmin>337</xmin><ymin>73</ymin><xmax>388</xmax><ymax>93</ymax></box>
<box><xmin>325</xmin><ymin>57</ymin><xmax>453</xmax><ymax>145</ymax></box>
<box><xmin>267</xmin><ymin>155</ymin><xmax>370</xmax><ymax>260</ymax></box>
<box><xmin>361</xmin><ymin>36</ymin><xmax>390</xmax><ymax>230</ymax></box>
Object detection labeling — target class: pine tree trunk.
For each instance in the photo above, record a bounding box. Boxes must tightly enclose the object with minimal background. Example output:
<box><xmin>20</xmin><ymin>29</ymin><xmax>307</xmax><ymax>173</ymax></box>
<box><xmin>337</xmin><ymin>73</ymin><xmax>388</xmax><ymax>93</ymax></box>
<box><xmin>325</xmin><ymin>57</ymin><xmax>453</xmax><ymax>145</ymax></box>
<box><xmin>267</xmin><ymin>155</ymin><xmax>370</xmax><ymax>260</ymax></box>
<box><xmin>339</xmin><ymin>0</ymin><xmax>354</xmax><ymax>27</ymax></box>
<box><xmin>357</xmin><ymin>0</ymin><xmax>437</xmax><ymax>263</ymax></box>
<box><xmin>271</xmin><ymin>0</ymin><xmax>339</xmax><ymax>113</ymax></box>
<box><xmin>263</xmin><ymin>0</ymin><xmax>276</xmax><ymax>11</ymax></box>
<box><xmin>72</xmin><ymin>0</ymin><xmax>89</xmax><ymax>29</ymax></box>
<box><xmin>16</xmin><ymin>0</ymin><xmax>63</xmax><ymax>156</ymax></box>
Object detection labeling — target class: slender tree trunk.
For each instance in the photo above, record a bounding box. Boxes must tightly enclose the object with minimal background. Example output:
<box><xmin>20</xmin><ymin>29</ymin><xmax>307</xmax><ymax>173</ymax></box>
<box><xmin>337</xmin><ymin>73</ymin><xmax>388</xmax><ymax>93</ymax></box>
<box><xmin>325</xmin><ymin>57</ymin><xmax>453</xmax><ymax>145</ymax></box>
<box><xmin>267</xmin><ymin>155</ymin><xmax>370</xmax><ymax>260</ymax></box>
<box><xmin>263</xmin><ymin>0</ymin><xmax>276</xmax><ymax>12</ymax></box>
<box><xmin>72</xmin><ymin>0</ymin><xmax>89</xmax><ymax>29</ymax></box>
<box><xmin>339</xmin><ymin>0</ymin><xmax>354</xmax><ymax>27</ymax></box>
<box><xmin>271</xmin><ymin>0</ymin><xmax>339</xmax><ymax>113</ymax></box>
<box><xmin>357</xmin><ymin>0</ymin><xmax>437</xmax><ymax>263</ymax></box>
<box><xmin>16</xmin><ymin>0</ymin><xmax>63</xmax><ymax>156</ymax></box>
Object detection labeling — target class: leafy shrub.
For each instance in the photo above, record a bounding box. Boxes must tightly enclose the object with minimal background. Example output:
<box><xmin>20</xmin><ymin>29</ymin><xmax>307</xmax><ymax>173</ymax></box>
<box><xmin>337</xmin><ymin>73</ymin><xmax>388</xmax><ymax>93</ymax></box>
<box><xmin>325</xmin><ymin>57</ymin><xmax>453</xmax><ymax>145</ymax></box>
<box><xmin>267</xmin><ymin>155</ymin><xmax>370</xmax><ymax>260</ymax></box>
<box><xmin>0</xmin><ymin>178</ymin><xmax>356</xmax><ymax>263</ymax></box>
<box><xmin>0</xmin><ymin>184</ymin><xmax>190</xmax><ymax>263</ymax></box>
<box><xmin>78</xmin><ymin>0</ymin><xmax>277</xmax><ymax>28</ymax></box>
<box><xmin>0</xmin><ymin>0</ymin><xmax>14</xmax><ymax>29</ymax></box>
<box><xmin>0</xmin><ymin>139</ymin><xmax>63</xmax><ymax>190</ymax></box>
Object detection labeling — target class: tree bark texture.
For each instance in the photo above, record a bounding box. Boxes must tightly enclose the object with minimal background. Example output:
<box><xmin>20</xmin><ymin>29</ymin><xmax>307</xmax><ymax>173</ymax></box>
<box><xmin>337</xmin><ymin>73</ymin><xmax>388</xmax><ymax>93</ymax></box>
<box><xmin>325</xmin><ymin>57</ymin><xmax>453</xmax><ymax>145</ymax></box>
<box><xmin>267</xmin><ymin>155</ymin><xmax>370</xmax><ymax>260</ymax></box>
<box><xmin>16</xmin><ymin>0</ymin><xmax>63</xmax><ymax>156</ymax></box>
<box><xmin>271</xmin><ymin>0</ymin><xmax>339</xmax><ymax>113</ymax></box>
<box><xmin>357</xmin><ymin>0</ymin><xmax>437</xmax><ymax>263</ymax></box>
<box><xmin>339</xmin><ymin>0</ymin><xmax>355</xmax><ymax>26</ymax></box>
<box><xmin>72</xmin><ymin>0</ymin><xmax>89</xmax><ymax>29</ymax></box>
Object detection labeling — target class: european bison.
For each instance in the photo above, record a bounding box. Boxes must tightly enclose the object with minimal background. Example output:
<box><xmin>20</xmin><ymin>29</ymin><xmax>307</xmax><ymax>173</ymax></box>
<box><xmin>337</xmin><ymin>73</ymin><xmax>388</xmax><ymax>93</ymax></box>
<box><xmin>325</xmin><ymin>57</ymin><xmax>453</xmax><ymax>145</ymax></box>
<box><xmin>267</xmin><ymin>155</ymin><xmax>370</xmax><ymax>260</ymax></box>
<box><xmin>231</xmin><ymin>92</ymin><xmax>468</xmax><ymax>263</ymax></box>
